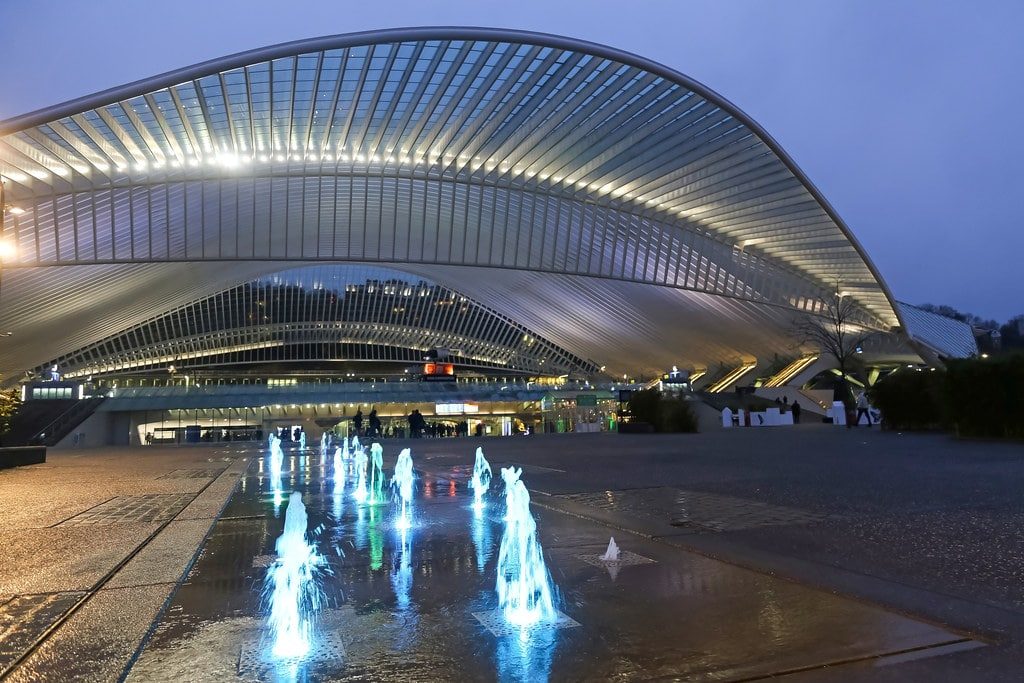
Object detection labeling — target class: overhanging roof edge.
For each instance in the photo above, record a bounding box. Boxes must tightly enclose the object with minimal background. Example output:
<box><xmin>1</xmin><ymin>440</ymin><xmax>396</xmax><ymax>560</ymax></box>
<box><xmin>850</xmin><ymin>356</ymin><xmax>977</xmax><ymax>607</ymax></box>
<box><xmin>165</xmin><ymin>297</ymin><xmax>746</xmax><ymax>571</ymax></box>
<box><xmin>0</xmin><ymin>25</ymin><xmax>905</xmax><ymax>332</ymax></box>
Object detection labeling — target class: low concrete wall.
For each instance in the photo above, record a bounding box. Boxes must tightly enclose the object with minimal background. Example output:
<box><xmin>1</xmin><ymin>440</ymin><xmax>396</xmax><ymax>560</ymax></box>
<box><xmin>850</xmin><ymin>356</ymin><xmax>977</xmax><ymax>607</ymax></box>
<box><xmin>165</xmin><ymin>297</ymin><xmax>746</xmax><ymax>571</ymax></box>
<box><xmin>754</xmin><ymin>388</ymin><xmax>831</xmax><ymax>416</ymax></box>
<box><xmin>51</xmin><ymin>411</ymin><xmax>128</xmax><ymax>449</ymax></box>
<box><xmin>0</xmin><ymin>446</ymin><xmax>46</xmax><ymax>468</ymax></box>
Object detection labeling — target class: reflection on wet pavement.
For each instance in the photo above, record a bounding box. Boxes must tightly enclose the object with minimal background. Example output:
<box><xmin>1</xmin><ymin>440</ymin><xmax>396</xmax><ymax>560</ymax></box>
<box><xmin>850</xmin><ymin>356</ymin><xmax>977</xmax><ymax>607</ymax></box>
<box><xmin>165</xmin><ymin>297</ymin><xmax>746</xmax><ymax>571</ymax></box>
<box><xmin>562</xmin><ymin>487</ymin><xmax>829</xmax><ymax>531</ymax></box>
<box><xmin>128</xmin><ymin>449</ymin><xmax>970</xmax><ymax>682</ymax></box>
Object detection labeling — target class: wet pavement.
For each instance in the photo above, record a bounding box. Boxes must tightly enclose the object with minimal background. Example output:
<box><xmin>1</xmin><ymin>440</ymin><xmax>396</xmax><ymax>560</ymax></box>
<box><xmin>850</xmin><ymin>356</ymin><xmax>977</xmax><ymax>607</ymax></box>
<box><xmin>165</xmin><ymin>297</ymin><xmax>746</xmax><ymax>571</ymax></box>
<box><xmin>127</xmin><ymin>444</ymin><xmax>972</xmax><ymax>682</ymax></box>
<box><xmin>6</xmin><ymin>430</ymin><xmax>1024</xmax><ymax>680</ymax></box>
<box><xmin>0</xmin><ymin>445</ymin><xmax>251</xmax><ymax>681</ymax></box>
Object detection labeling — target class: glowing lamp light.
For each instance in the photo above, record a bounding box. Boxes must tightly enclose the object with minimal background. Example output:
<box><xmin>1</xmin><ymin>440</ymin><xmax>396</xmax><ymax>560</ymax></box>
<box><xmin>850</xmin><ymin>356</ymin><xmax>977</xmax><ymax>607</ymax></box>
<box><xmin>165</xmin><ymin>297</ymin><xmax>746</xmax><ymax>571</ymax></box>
<box><xmin>8</xmin><ymin>206</ymin><xmax>25</xmax><ymax>215</ymax></box>
<box><xmin>0</xmin><ymin>239</ymin><xmax>17</xmax><ymax>261</ymax></box>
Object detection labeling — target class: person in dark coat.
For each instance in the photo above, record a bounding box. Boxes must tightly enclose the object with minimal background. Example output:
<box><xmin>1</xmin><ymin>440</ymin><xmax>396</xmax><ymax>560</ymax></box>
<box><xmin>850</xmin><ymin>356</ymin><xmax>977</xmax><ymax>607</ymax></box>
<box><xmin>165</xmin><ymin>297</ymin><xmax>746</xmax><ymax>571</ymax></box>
<box><xmin>353</xmin><ymin>409</ymin><xmax>364</xmax><ymax>435</ymax></box>
<box><xmin>791</xmin><ymin>400</ymin><xmax>801</xmax><ymax>424</ymax></box>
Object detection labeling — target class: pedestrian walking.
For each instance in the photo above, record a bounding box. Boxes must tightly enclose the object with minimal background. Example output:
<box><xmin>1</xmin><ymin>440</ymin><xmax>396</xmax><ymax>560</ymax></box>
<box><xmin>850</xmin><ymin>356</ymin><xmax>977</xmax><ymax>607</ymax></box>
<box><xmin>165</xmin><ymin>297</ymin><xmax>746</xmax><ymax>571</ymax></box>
<box><xmin>855</xmin><ymin>391</ymin><xmax>872</xmax><ymax>427</ymax></box>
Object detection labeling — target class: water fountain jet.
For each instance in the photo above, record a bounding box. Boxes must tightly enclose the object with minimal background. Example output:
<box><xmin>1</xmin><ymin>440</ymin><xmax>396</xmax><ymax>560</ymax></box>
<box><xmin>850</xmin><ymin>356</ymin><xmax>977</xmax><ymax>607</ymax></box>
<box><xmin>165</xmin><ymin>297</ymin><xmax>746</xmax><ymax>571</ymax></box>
<box><xmin>391</xmin><ymin>448</ymin><xmax>414</xmax><ymax>531</ymax></box>
<box><xmin>353</xmin><ymin>447</ymin><xmax>369</xmax><ymax>503</ymax></box>
<box><xmin>469</xmin><ymin>447</ymin><xmax>492</xmax><ymax>511</ymax></box>
<box><xmin>601</xmin><ymin>537</ymin><xmax>620</xmax><ymax>562</ymax></box>
<box><xmin>368</xmin><ymin>443</ymin><xmax>385</xmax><ymax>504</ymax></box>
<box><xmin>496</xmin><ymin>466</ymin><xmax>557</xmax><ymax>628</ymax></box>
<box><xmin>265</xmin><ymin>492</ymin><xmax>324</xmax><ymax>660</ymax></box>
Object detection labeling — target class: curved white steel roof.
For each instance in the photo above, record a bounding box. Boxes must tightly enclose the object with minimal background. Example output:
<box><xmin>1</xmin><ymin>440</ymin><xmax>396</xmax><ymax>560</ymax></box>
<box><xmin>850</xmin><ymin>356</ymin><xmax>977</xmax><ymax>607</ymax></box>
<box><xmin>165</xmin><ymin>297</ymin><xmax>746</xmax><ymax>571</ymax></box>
<box><xmin>0</xmin><ymin>27</ymin><xmax>905</xmax><ymax>381</ymax></box>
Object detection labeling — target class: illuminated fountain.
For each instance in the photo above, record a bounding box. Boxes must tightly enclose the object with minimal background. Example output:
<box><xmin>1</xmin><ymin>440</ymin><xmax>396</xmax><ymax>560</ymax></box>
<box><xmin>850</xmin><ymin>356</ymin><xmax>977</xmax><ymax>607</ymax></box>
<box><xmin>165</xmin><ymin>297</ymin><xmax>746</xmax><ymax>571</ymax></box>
<box><xmin>320</xmin><ymin>433</ymin><xmax>329</xmax><ymax>462</ymax></box>
<box><xmin>333</xmin><ymin>446</ymin><xmax>343</xmax><ymax>483</ymax></box>
<box><xmin>391</xmin><ymin>448</ymin><xmax>415</xmax><ymax>531</ymax></box>
<box><xmin>299</xmin><ymin>430</ymin><xmax>306</xmax><ymax>451</ymax></box>
<box><xmin>368</xmin><ymin>443</ymin><xmax>385</xmax><ymax>504</ymax></box>
<box><xmin>353</xmin><ymin>447</ymin><xmax>369</xmax><ymax>503</ymax></box>
<box><xmin>496</xmin><ymin>466</ymin><xmax>557</xmax><ymax>627</ymax></box>
<box><xmin>265</xmin><ymin>492</ymin><xmax>325</xmax><ymax>660</ymax></box>
<box><xmin>601</xmin><ymin>537</ymin><xmax>620</xmax><ymax>562</ymax></box>
<box><xmin>469</xmin><ymin>447</ymin><xmax>493</xmax><ymax>511</ymax></box>
<box><xmin>269</xmin><ymin>435</ymin><xmax>285</xmax><ymax>512</ymax></box>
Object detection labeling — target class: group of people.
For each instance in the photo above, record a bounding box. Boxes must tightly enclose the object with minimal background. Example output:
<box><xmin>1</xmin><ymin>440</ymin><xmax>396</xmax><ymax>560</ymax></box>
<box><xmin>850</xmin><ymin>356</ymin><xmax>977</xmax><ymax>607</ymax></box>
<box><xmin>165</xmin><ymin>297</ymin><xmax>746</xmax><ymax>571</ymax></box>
<box><xmin>772</xmin><ymin>395</ymin><xmax>803</xmax><ymax>423</ymax></box>
<box><xmin>351</xmin><ymin>408</ymin><xmax>382</xmax><ymax>438</ymax></box>
<box><xmin>771</xmin><ymin>390</ymin><xmax>875</xmax><ymax>427</ymax></box>
<box><xmin>404</xmin><ymin>409</ymin><xmax>470</xmax><ymax>438</ymax></box>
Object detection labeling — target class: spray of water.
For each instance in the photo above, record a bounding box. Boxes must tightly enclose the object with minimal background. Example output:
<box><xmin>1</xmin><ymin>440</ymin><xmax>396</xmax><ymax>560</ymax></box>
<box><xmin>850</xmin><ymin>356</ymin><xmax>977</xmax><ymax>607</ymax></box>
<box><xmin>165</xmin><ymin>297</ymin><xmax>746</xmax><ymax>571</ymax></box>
<box><xmin>353</xmin><ymin>447</ymin><xmax>369</xmax><ymax>503</ymax></box>
<box><xmin>391</xmin><ymin>448</ymin><xmax>415</xmax><ymax>531</ymax></box>
<box><xmin>369</xmin><ymin>443</ymin><xmax>385</xmax><ymax>504</ymax></box>
<box><xmin>496</xmin><ymin>466</ymin><xmax>557</xmax><ymax>628</ymax></box>
<box><xmin>269</xmin><ymin>435</ymin><xmax>285</xmax><ymax>512</ymax></box>
<box><xmin>332</xmin><ymin>446</ymin><xmax>344</xmax><ymax>493</ymax></box>
<box><xmin>265</xmin><ymin>492</ymin><xmax>325</xmax><ymax>660</ymax></box>
<box><xmin>468</xmin><ymin>447</ymin><xmax>493</xmax><ymax>510</ymax></box>
<box><xmin>601</xmin><ymin>537</ymin><xmax>620</xmax><ymax>562</ymax></box>
<box><xmin>299</xmin><ymin>431</ymin><xmax>306</xmax><ymax>451</ymax></box>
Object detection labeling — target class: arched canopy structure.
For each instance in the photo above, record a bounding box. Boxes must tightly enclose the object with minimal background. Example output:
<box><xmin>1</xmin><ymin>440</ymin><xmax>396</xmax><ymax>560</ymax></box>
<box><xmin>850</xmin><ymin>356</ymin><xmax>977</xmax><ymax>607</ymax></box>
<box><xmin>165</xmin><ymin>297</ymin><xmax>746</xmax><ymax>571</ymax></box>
<box><xmin>35</xmin><ymin>265</ymin><xmax>599</xmax><ymax>379</ymax></box>
<box><xmin>0</xmin><ymin>27</ymin><xmax>909</xmax><ymax>382</ymax></box>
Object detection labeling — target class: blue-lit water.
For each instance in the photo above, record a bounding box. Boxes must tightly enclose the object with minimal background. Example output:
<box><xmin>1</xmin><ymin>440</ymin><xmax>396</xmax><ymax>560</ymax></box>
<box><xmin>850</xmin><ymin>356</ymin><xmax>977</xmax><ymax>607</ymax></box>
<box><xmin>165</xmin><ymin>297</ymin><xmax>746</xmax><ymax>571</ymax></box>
<box><xmin>253</xmin><ymin>442</ymin><xmax>564</xmax><ymax>682</ymax></box>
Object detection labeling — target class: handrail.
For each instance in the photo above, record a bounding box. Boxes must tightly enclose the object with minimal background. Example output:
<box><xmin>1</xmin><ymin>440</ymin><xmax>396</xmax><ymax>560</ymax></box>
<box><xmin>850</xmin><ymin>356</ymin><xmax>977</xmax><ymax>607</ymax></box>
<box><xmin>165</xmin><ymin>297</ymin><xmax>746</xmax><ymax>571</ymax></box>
<box><xmin>31</xmin><ymin>397</ymin><xmax>105</xmax><ymax>443</ymax></box>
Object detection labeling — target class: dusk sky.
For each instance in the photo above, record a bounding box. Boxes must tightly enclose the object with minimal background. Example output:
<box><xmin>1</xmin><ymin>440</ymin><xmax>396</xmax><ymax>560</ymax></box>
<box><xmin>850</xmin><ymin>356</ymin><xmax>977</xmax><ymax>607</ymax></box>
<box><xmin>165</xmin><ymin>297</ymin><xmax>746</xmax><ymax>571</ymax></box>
<box><xmin>1</xmin><ymin>0</ymin><xmax>1021</xmax><ymax>321</ymax></box>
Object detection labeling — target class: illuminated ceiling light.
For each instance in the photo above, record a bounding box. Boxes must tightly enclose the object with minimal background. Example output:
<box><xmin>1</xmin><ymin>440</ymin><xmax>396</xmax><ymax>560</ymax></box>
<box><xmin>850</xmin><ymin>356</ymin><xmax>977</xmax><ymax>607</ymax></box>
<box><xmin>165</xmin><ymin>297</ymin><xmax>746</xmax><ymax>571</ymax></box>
<box><xmin>340</xmin><ymin>154</ymin><xmax>350</xmax><ymax>161</ymax></box>
<box><xmin>322</xmin><ymin>154</ymin><xmax>333</xmax><ymax>161</ymax></box>
<box><xmin>188</xmin><ymin>159</ymin><xmax>200</xmax><ymax>167</ymax></box>
<box><xmin>8</xmin><ymin>206</ymin><xmax>25</xmax><ymax>215</ymax></box>
<box><xmin>275</xmin><ymin>155</ymin><xmax>285</xmax><ymax>162</ymax></box>
<box><xmin>94</xmin><ymin>162</ymin><xmax>109</xmax><ymax>172</ymax></box>
<box><xmin>134</xmin><ymin>162</ymin><xmax>147</xmax><ymax>171</ymax></box>
<box><xmin>170</xmin><ymin>160</ymin><xmax>181</xmax><ymax>168</ymax></box>
<box><xmin>258</xmin><ymin>154</ymin><xmax>269</xmax><ymax>162</ymax></box>
<box><xmin>0</xmin><ymin>239</ymin><xmax>17</xmax><ymax>261</ymax></box>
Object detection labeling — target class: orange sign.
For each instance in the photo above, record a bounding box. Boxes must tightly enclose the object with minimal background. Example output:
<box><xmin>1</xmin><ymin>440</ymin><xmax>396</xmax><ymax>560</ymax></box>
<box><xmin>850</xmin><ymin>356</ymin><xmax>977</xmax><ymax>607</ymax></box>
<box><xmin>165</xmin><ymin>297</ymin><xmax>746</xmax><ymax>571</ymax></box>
<box><xmin>423</xmin><ymin>362</ymin><xmax>454</xmax><ymax>376</ymax></box>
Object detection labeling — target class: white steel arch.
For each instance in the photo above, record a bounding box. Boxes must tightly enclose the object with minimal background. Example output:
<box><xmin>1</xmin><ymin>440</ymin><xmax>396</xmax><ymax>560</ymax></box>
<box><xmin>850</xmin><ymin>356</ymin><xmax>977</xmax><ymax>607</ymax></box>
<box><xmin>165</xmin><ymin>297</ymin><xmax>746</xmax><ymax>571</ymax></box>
<box><xmin>0</xmin><ymin>27</ymin><xmax>906</xmax><ymax>381</ymax></box>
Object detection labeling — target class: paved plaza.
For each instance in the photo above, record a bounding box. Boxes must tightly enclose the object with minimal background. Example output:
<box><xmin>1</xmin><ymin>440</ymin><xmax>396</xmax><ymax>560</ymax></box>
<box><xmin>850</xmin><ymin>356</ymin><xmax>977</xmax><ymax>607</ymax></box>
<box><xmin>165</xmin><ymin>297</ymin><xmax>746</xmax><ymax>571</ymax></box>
<box><xmin>1</xmin><ymin>428</ymin><xmax>1023</xmax><ymax>680</ymax></box>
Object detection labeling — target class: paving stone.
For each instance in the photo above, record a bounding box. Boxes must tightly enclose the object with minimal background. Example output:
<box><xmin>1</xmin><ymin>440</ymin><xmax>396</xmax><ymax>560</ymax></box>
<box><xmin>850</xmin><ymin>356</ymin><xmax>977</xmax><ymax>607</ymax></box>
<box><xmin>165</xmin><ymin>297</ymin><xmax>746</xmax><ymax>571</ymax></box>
<box><xmin>58</xmin><ymin>494</ymin><xmax>196</xmax><ymax>527</ymax></box>
<box><xmin>560</xmin><ymin>487</ymin><xmax>830</xmax><ymax>531</ymax></box>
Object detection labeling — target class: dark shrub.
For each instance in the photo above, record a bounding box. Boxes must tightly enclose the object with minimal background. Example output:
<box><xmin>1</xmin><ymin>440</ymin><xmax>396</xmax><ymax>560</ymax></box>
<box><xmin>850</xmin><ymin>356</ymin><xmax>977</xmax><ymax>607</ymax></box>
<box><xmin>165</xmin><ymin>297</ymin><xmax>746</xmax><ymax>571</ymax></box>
<box><xmin>869</xmin><ymin>369</ymin><xmax>947</xmax><ymax>431</ymax></box>
<box><xmin>627</xmin><ymin>389</ymin><xmax>698</xmax><ymax>433</ymax></box>
<box><xmin>626</xmin><ymin>389</ymin><xmax>661</xmax><ymax>426</ymax></box>
<box><xmin>945</xmin><ymin>355</ymin><xmax>1024</xmax><ymax>439</ymax></box>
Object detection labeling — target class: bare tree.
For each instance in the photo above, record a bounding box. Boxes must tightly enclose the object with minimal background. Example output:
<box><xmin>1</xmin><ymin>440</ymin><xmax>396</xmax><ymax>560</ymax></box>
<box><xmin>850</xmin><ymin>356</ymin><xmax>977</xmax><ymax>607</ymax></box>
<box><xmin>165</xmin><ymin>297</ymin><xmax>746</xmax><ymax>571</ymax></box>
<box><xmin>792</xmin><ymin>283</ymin><xmax>881</xmax><ymax>396</ymax></box>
